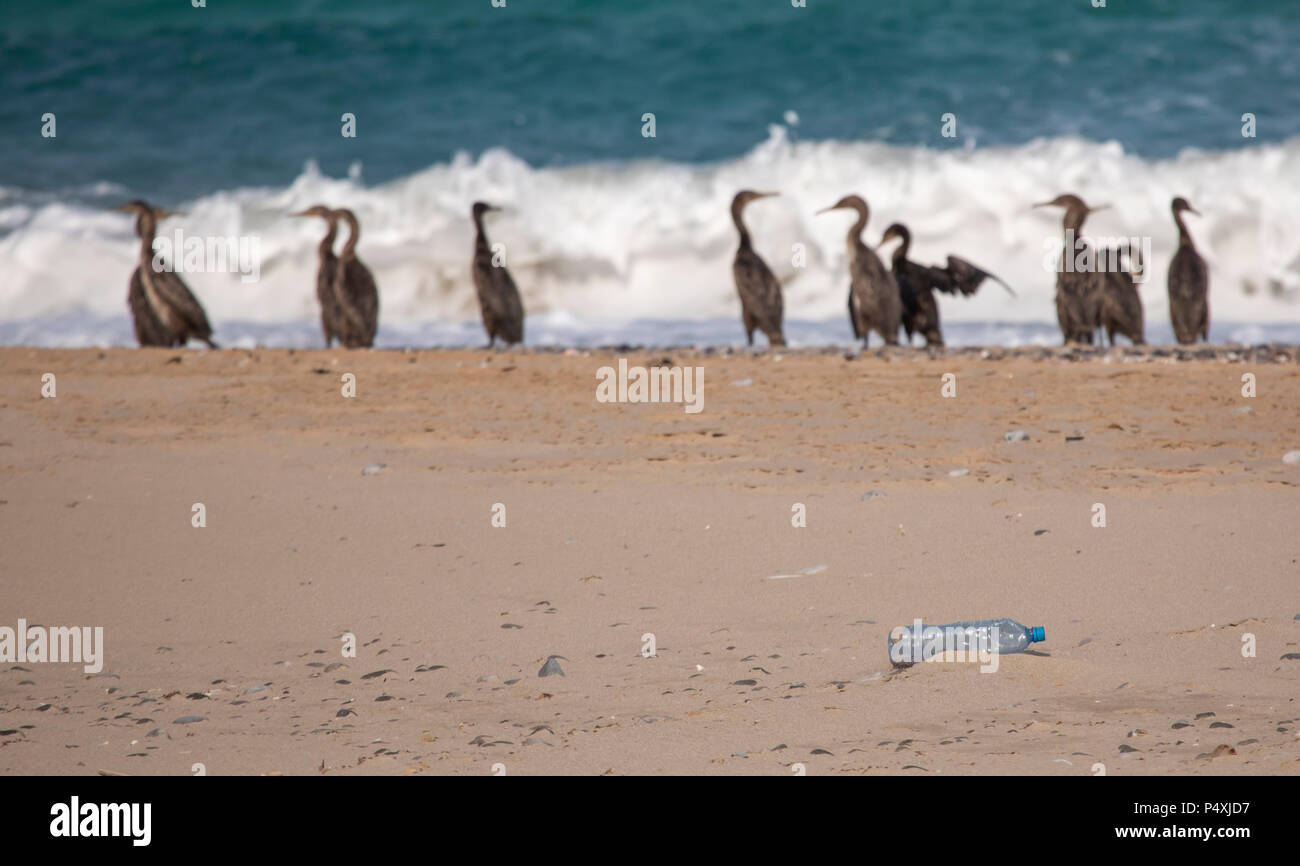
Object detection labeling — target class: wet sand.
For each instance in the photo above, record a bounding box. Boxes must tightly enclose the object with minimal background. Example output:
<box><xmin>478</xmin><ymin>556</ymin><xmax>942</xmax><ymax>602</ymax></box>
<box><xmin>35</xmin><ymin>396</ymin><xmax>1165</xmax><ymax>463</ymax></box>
<box><xmin>1</xmin><ymin>344</ymin><xmax>1298</xmax><ymax>775</ymax></box>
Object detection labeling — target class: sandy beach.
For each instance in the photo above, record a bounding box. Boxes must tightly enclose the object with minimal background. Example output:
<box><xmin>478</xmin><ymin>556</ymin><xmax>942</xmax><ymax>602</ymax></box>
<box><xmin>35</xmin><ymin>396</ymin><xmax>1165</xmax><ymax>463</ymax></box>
<box><xmin>1</xmin><ymin>344</ymin><xmax>1298</xmax><ymax>776</ymax></box>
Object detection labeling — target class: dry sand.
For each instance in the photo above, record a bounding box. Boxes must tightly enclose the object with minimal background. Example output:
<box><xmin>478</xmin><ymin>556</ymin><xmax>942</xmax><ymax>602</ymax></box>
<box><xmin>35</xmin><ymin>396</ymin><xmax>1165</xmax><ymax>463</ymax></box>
<box><xmin>1</xmin><ymin>344</ymin><xmax>1298</xmax><ymax>776</ymax></box>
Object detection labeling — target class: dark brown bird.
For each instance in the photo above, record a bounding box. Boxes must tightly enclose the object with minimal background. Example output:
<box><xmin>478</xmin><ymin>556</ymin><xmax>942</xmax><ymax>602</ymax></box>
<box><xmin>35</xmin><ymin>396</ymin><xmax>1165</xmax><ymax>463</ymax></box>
<box><xmin>818</xmin><ymin>194</ymin><xmax>900</xmax><ymax>347</ymax></box>
<box><xmin>730</xmin><ymin>190</ymin><xmax>785</xmax><ymax>348</ymax></box>
<box><xmin>1097</xmin><ymin>241</ymin><xmax>1146</xmax><ymax>346</ymax></box>
<box><xmin>1034</xmin><ymin>193</ymin><xmax>1108</xmax><ymax>345</ymax></box>
<box><xmin>1167</xmin><ymin>197</ymin><xmax>1208</xmax><ymax>344</ymax></box>
<box><xmin>330</xmin><ymin>208</ymin><xmax>379</xmax><ymax>348</ymax></box>
<box><xmin>292</xmin><ymin>205</ymin><xmax>344</xmax><ymax>347</ymax></box>
<box><xmin>470</xmin><ymin>202</ymin><xmax>525</xmax><ymax>347</ymax></box>
<box><xmin>116</xmin><ymin>200</ymin><xmax>218</xmax><ymax>348</ymax></box>
<box><xmin>878</xmin><ymin>222</ymin><xmax>1016</xmax><ymax>347</ymax></box>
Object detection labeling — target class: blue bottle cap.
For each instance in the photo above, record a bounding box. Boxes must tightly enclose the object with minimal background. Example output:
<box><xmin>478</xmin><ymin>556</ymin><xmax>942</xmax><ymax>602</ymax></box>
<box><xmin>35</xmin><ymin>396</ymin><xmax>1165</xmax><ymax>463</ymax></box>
<box><xmin>1030</xmin><ymin>626</ymin><xmax>1045</xmax><ymax>643</ymax></box>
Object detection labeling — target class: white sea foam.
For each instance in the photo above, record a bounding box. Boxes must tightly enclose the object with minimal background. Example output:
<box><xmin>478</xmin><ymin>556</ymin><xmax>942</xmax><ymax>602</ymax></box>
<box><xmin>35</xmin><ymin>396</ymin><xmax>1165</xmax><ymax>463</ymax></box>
<box><xmin>2</xmin><ymin>129</ymin><xmax>1298</xmax><ymax>347</ymax></box>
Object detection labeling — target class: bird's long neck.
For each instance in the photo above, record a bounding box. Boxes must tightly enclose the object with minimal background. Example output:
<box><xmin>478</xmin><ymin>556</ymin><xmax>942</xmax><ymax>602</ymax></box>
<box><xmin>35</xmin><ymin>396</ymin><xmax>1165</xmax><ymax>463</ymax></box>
<box><xmin>136</xmin><ymin>213</ymin><xmax>158</xmax><ymax>265</ymax></box>
<box><xmin>731</xmin><ymin>202</ymin><xmax>752</xmax><ymax>249</ymax></box>
<box><xmin>892</xmin><ymin>233</ymin><xmax>910</xmax><ymax>263</ymax></box>
<box><xmin>846</xmin><ymin>206</ymin><xmax>868</xmax><ymax>246</ymax></box>
<box><xmin>1063</xmin><ymin>207</ymin><xmax>1088</xmax><ymax>236</ymax></box>
<box><xmin>1173</xmin><ymin>210</ymin><xmax>1195</xmax><ymax>249</ymax></box>
<box><xmin>338</xmin><ymin>211</ymin><xmax>360</xmax><ymax>261</ymax></box>
<box><xmin>319</xmin><ymin>217</ymin><xmax>339</xmax><ymax>260</ymax></box>
<box><xmin>473</xmin><ymin>212</ymin><xmax>491</xmax><ymax>252</ymax></box>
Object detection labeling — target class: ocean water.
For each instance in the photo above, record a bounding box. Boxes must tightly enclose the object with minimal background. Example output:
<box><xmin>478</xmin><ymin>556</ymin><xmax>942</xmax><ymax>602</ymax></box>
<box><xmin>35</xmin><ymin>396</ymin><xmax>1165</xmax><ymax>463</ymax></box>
<box><xmin>3</xmin><ymin>0</ymin><xmax>1299</xmax><ymax>347</ymax></box>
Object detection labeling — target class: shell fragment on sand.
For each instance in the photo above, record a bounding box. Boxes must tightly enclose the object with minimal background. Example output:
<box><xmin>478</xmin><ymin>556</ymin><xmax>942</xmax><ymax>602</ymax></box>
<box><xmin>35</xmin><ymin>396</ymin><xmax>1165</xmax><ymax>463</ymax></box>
<box><xmin>766</xmin><ymin>564</ymin><xmax>828</xmax><ymax>580</ymax></box>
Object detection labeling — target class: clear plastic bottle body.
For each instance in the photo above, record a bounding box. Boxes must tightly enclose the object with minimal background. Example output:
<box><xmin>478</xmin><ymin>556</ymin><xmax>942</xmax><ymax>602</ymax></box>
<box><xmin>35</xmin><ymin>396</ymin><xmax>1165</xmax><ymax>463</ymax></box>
<box><xmin>888</xmin><ymin>618</ymin><xmax>1043</xmax><ymax>666</ymax></box>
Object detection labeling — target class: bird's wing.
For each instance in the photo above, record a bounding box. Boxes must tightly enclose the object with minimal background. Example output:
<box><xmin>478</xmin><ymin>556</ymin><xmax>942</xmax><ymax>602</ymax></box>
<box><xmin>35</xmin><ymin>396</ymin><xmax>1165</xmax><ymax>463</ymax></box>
<box><xmin>343</xmin><ymin>258</ymin><xmax>380</xmax><ymax>342</ymax></box>
<box><xmin>934</xmin><ymin>256</ymin><xmax>1017</xmax><ymax>297</ymax></box>
<box><xmin>733</xmin><ymin>249</ymin><xmax>783</xmax><ymax>333</ymax></box>
<box><xmin>488</xmin><ymin>265</ymin><xmax>525</xmax><ymax>342</ymax></box>
<box><xmin>152</xmin><ymin>268</ymin><xmax>216</xmax><ymax>339</ymax></box>
<box><xmin>1169</xmin><ymin>248</ymin><xmax>1208</xmax><ymax>301</ymax></box>
<box><xmin>128</xmin><ymin>268</ymin><xmax>172</xmax><ymax>346</ymax></box>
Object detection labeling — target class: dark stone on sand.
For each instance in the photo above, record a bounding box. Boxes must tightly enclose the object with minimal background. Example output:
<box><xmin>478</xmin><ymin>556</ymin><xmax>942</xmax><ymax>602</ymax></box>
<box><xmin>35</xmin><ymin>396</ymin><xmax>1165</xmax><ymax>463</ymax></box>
<box><xmin>1194</xmin><ymin>711</ymin><xmax>1215</xmax><ymax>719</ymax></box>
<box><xmin>174</xmin><ymin>716</ymin><xmax>205</xmax><ymax>724</ymax></box>
<box><xmin>733</xmin><ymin>679</ymin><xmax>758</xmax><ymax>686</ymax></box>
<box><xmin>361</xmin><ymin>669</ymin><xmax>393</xmax><ymax>679</ymax></box>
<box><xmin>810</xmin><ymin>748</ymin><xmax>833</xmax><ymax>755</ymax></box>
<box><xmin>1118</xmin><ymin>744</ymin><xmax>1138</xmax><ymax>753</ymax></box>
<box><xmin>1171</xmin><ymin>721</ymin><xmax>1192</xmax><ymax>729</ymax></box>
<box><xmin>538</xmin><ymin>655</ymin><xmax>565</xmax><ymax>677</ymax></box>
<box><xmin>336</xmin><ymin>708</ymin><xmax>356</xmax><ymax>717</ymax></box>
<box><xmin>1281</xmin><ymin>653</ymin><xmax>1300</xmax><ymax>660</ymax></box>
<box><xmin>1209</xmin><ymin>721</ymin><xmax>1234</xmax><ymax>728</ymax></box>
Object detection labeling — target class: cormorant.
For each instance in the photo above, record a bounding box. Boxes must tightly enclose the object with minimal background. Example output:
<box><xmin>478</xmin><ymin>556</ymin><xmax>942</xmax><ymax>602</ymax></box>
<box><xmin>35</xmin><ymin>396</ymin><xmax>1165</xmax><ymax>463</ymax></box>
<box><xmin>817</xmin><ymin>194</ymin><xmax>900</xmax><ymax>347</ymax></box>
<box><xmin>730</xmin><ymin>190</ymin><xmax>786</xmax><ymax>347</ymax></box>
<box><xmin>1167</xmin><ymin>197</ymin><xmax>1209</xmax><ymax>344</ymax></box>
<box><xmin>878</xmin><ymin>222</ymin><xmax>1016</xmax><ymax>347</ymax></box>
<box><xmin>117</xmin><ymin>200</ymin><xmax>217</xmax><ymax>348</ymax></box>
<box><xmin>470</xmin><ymin>202</ymin><xmax>525</xmax><ymax>347</ymax></box>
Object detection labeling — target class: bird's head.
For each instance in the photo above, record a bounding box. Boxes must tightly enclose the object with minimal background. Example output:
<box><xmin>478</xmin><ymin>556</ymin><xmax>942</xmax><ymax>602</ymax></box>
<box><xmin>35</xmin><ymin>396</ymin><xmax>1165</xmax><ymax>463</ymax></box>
<box><xmin>816</xmin><ymin>194</ymin><xmax>869</xmax><ymax>217</ymax></box>
<box><xmin>116</xmin><ymin>200</ymin><xmax>179</xmax><ymax>220</ymax></box>
<box><xmin>291</xmin><ymin>204</ymin><xmax>335</xmax><ymax>220</ymax></box>
<box><xmin>878</xmin><ymin>223</ymin><xmax>910</xmax><ymax>249</ymax></box>
<box><xmin>732</xmin><ymin>190</ymin><xmax>778</xmax><ymax>210</ymax></box>
<box><xmin>1033</xmin><ymin>193</ymin><xmax>1107</xmax><ymax>215</ymax></box>
<box><xmin>472</xmin><ymin>201</ymin><xmax>502</xmax><ymax>220</ymax></box>
<box><xmin>1171</xmin><ymin>196</ymin><xmax>1199</xmax><ymax>217</ymax></box>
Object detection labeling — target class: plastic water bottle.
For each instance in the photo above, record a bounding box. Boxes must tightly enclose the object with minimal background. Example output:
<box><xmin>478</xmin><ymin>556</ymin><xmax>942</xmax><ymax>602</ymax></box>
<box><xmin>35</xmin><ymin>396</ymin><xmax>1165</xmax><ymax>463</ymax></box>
<box><xmin>888</xmin><ymin>618</ymin><xmax>1045</xmax><ymax>666</ymax></box>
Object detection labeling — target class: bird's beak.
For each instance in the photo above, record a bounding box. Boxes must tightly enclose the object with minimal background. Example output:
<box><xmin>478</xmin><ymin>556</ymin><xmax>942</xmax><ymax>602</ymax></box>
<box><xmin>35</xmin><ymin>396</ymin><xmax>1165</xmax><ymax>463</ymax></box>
<box><xmin>1031</xmin><ymin>201</ymin><xmax>1054</xmax><ymax>209</ymax></box>
<box><xmin>290</xmin><ymin>209</ymin><xmax>311</xmax><ymax>218</ymax></box>
<box><xmin>155</xmin><ymin>209</ymin><xmax>183</xmax><ymax>219</ymax></box>
<box><xmin>1089</xmin><ymin>204</ymin><xmax>1111</xmax><ymax>213</ymax></box>
<box><xmin>816</xmin><ymin>205</ymin><xmax>839</xmax><ymax>215</ymax></box>
<box><xmin>1188</xmin><ymin>206</ymin><xmax>1201</xmax><ymax>217</ymax></box>
<box><xmin>758</xmin><ymin>192</ymin><xmax>779</xmax><ymax>199</ymax></box>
